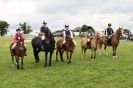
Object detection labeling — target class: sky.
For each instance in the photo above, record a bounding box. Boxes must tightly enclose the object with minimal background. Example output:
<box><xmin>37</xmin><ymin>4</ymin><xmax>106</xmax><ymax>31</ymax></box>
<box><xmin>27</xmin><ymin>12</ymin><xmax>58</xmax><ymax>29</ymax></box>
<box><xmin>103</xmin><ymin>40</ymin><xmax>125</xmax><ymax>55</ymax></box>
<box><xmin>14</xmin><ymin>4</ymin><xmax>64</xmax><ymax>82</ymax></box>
<box><xmin>0</xmin><ymin>0</ymin><xmax>133</xmax><ymax>34</ymax></box>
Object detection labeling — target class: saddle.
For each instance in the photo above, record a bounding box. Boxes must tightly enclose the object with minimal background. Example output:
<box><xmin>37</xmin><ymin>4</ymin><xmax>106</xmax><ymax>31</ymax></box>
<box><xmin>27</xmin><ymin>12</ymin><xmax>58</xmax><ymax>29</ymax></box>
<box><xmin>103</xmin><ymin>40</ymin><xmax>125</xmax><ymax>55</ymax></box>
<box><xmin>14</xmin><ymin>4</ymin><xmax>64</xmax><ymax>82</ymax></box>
<box><xmin>107</xmin><ymin>35</ymin><xmax>112</xmax><ymax>45</ymax></box>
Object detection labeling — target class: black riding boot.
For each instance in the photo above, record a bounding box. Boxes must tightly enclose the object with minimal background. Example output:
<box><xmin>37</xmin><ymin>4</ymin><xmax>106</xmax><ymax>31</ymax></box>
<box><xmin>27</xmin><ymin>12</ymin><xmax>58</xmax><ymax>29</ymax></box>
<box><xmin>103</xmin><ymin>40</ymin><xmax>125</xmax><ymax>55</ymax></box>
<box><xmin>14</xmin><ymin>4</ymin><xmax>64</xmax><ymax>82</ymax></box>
<box><xmin>11</xmin><ymin>49</ymin><xmax>15</xmax><ymax>56</ymax></box>
<box><xmin>24</xmin><ymin>48</ymin><xmax>27</xmax><ymax>56</ymax></box>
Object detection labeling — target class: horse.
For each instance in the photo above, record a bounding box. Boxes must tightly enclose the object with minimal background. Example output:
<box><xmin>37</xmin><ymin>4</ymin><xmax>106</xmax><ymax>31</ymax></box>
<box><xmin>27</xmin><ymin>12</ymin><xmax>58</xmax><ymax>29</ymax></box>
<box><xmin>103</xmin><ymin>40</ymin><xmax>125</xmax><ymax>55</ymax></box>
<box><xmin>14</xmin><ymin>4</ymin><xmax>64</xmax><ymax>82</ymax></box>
<box><xmin>81</xmin><ymin>33</ymin><xmax>99</xmax><ymax>61</ymax></box>
<box><xmin>56</xmin><ymin>35</ymin><xmax>75</xmax><ymax>64</ymax></box>
<box><xmin>81</xmin><ymin>35</ymin><xmax>91</xmax><ymax>59</ymax></box>
<box><xmin>10</xmin><ymin>42</ymin><xmax>26</xmax><ymax>69</ymax></box>
<box><xmin>31</xmin><ymin>31</ymin><xmax>55</xmax><ymax>67</ymax></box>
<box><xmin>97</xmin><ymin>27</ymin><xmax>124</xmax><ymax>59</ymax></box>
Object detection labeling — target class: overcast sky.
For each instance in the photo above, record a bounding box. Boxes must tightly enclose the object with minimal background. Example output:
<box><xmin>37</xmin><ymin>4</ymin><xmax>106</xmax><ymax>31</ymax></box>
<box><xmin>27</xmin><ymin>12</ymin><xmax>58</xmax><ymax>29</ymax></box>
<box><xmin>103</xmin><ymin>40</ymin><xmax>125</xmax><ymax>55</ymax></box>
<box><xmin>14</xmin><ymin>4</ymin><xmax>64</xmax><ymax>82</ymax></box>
<box><xmin>0</xmin><ymin>0</ymin><xmax>133</xmax><ymax>32</ymax></box>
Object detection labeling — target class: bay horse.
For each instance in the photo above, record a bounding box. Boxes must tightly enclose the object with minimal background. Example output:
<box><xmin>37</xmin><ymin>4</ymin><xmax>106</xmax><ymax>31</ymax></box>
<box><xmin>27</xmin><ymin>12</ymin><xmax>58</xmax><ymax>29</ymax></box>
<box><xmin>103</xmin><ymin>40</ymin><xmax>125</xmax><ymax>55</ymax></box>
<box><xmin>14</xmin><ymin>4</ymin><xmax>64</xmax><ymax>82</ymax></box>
<box><xmin>97</xmin><ymin>27</ymin><xmax>124</xmax><ymax>59</ymax></box>
<box><xmin>10</xmin><ymin>42</ymin><xmax>26</xmax><ymax>69</ymax></box>
<box><xmin>81</xmin><ymin>33</ymin><xmax>99</xmax><ymax>61</ymax></box>
<box><xmin>31</xmin><ymin>31</ymin><xmax>55</xmax><ymax>67</ymax></box>
<box><xmin>56</xmin><ymin>36</ymin><xmax>75</xmax><ymax>64</ymax></box>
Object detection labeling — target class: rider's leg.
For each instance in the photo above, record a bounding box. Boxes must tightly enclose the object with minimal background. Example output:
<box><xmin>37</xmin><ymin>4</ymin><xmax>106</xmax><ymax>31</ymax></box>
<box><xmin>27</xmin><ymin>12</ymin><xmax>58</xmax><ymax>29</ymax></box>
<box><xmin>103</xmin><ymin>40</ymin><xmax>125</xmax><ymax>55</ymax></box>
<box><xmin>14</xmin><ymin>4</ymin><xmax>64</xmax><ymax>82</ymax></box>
<box><xmin>24</xmin><ymin>46</ymin><xmax>27</xmax><ymax>56</ymax></box>
<box><xmin>11</xmin><ymin>43</ymin><xmax>17</xmax><ymax>55</ymax></box>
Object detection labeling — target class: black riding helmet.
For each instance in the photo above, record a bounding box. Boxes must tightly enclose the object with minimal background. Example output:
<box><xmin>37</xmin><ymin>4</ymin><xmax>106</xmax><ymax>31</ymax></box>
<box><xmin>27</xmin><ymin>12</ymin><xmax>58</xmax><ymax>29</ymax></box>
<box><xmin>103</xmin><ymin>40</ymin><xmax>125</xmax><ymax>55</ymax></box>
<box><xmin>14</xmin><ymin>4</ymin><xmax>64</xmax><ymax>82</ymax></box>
<box><xmin>108</xmin><ymin>23</ymin><xmax>111</xmax><ymax>27</ymax></box>
<box><xmin>16</xmin><ymin>28</ymin><xmax>21</xmax><ymax>32</ymax></box>
<box><xmin>43</xmin><ymin>20</ymin><xmax>47</xmax><ymax>24</ymax></box>
<box><xmin>65</xmin><ymin>24</ymin><xmax>69</xmax><ymax>27</ymax></box>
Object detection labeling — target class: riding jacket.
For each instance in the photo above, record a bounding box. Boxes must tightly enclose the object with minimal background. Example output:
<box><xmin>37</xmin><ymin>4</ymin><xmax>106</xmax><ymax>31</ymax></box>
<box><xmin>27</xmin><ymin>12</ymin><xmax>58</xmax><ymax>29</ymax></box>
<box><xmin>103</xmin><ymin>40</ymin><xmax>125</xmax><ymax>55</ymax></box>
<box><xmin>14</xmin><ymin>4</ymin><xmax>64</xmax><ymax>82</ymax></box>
<box><xmin>40</xmin><ymin>26</ymin><xmax>50</xmax><ymax>34</ymax></box>
<box><xmin>15</xmin><ymin>33</ymin><xmax>23</xmax><ymax>43</ymax></box>
<box><xmin>105</xmin><ymin>27</ymin><xmax>114</xmax><ymax>36</ymax></box>
<box><xmin>63</xmin><ymin>29</ymin><xmax>73</xmax><ymax>38</ymax></box>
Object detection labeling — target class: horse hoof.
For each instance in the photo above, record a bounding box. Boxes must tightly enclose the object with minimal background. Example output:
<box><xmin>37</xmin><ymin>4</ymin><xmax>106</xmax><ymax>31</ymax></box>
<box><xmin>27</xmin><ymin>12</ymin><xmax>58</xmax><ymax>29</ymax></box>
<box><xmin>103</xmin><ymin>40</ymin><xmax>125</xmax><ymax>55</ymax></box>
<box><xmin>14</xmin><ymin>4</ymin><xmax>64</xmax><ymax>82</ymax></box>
<box><xmin>99</xmin><ymin>53</ymin><xmax>102</xmax><ymax>56</ymax></box>
<box><xmin>67</xmin><ymin>62</ymin><xmax>70</xmax><ymax>64</ymax></box>
<box><xmin>21</xmin><ymin>68</ymin><xmax>24</xmax><ymax>70</ymax></box>
<box><xmin>35</xmin><ymin>60</ymin><xmax>39</xmax><ymax>63</ymax></box>
<box><xmin>12</xmin><ymin>64</ymin><xmax>14</xmax><ymax>67</ymax></box>
<box><xmin>61</xmin><ymin>60</ymin><xmax>64</xmax><ymax>62</ymax></box>
<box><xmin>113</xmin><ymin>56</ymin><xmax>115</xmax><ymax>59</ymax></box>
<box><xmin>49</xmin><ymin>64</ymin><xmax>52</xmax><ymax>67</ymax></box>
<box><xmin>44</xmin><ymin>64</ymin><xmax>47</xmax><ymax>67</ymax></box>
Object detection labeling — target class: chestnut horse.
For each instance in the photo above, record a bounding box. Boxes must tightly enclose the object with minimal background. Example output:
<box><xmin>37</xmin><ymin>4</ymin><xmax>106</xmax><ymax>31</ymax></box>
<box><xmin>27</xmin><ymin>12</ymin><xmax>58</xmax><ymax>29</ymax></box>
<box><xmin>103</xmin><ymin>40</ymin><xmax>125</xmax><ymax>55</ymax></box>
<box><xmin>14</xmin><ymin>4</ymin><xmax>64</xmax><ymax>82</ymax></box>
<box><xmin>56</xmin><ymin>36</ymin><xmax>75</xmax><ymax>64</ymax></box>
<box><xmin>97</xmin><ymin>27</ymin><xmax>124</xmax><ymax>58</ymax></box>
<box><xmin>81</xmin><ymin>33</ymin><xmax>99</xmax><ymax>61</ymax></box>
<box><xmin>81</xmin><ymin>35</ymin><xmax>91</xmax><ymax>59</ymax></box>
<box><xmin>10</xmin><ymin>42</ymin><xmax>25</xmax><ymax>69</ymax></box>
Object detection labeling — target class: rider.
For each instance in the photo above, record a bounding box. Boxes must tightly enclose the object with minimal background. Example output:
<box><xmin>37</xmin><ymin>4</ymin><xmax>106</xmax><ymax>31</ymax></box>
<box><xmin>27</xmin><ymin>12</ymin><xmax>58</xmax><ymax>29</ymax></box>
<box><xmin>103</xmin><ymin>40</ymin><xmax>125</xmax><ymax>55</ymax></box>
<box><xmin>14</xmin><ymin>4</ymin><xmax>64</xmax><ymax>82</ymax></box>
<box><xmin>40</xmin><ymin>20</ymin><xmax>55</xmax><ymax>50</ymax></box>
<box><xmin>105</xmin><ymin>23</ymin><xmax>114</xmax><ymax>42</ymax></box>
<box><xmin>63</xmin><ymin>24</ymin><xmax>76</xmax><ymax>46</ymax></box>
<box><xmin>11</xmin><ymin>28</ymin><xmax>27</xmax><ymax>56</ymax></box>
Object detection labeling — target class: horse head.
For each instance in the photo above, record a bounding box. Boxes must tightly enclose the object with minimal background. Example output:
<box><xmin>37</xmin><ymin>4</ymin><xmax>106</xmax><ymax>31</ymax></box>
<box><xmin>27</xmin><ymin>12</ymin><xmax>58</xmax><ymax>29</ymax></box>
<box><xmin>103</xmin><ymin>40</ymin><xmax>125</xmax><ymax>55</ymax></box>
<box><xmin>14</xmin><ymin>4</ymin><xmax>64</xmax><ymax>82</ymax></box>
<box><xmin>17</xmin><ymin>42</ymin><xmax>24</xmax><ymax>51</ymax></box>
<box><xmin>65</xmin><ymin>35</ymin><xmax>75</xmax><ymax>51</ymax></box>
<box><xmin>116</xmin><ymin>27</ymin><xmax>124</xmax><ymax>36</ymax></box>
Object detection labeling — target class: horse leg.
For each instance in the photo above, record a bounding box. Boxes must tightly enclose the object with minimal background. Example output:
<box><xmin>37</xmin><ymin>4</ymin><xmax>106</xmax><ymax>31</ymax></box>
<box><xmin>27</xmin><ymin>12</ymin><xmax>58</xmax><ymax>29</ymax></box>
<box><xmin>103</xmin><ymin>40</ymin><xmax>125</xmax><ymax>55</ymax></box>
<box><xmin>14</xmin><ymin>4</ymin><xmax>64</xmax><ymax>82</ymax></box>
<box><xmin>59</xmin><ymin>50</ymin><xmax>64</xmax><ymax>62</ymax></box>
<box><xmin>104</xmin><ymin>44</ymin><xmax>108</xmax><ymax>56</ymax></box>
<box><xmin>94</xmin><ymin>49</ymin><xmax>96</xmax><ymax>60</ymax></box>
<box><xmin>98</xmin><ymin>43</ymin><xmax>102</xmax><ymax>56</ymax></box>
<box><xmin>21</xmin><ymin>57</ymin><xmax>24</xmax><ymax>69</ymax></box>
<box><xmin>33</xmin><ymin>48</ymin><xmax>40</xmax><ymax>63</ymax></box>
<box><xmin>11</xmin><ymin>56</ymin><xmax>15</xmax><ymax>67</ymax></box>
<box><xmin>115</xmin><ymin>46</ymin><xmax>118</xmax><ymax>58</ymax></box>
<box><xmin>16</xmin><ymin>57</ymin><xmax>19</xmax><ymax>69</ymax></box>
<box><xmin>56</xmin><ymin>49</ymin><xmax>59</xmax><ymax>62</ymax></box>
<box><xmin>49</xmin><ymin>51</ymin><xmax>53</xmax><ymax>66</ymax></box>
<box><xmin>44</xmin><ymin>52</ymin><xmax>48</xmax><ymax>67</ymax></box>
<box><xmin>81</xmin><ymin>47</ymin><xmax>84</xmax><ymax>59</ymax></box>
<box><xmin>66</xmin><ymin>52</ymin><xmax>70</xmax><ymax>64</ymax></box>
<box><xmin>84</xmin><ymin>48</ymin><xmax>87</xmax><ymax>59</ymax></box>
<box><xmin>112</xmin><ymin>46</ymin><xmax>117</xmax><ymax>59</ymax></box>
<box><xmin>91</xmin><ymin>49</ymin><xmax>94</xmax><ymax>61</ymax></box>
<box><xmin>69</xmin><ymin>52</ymin><xmax>73</xmax><ymax>63</ymax></box>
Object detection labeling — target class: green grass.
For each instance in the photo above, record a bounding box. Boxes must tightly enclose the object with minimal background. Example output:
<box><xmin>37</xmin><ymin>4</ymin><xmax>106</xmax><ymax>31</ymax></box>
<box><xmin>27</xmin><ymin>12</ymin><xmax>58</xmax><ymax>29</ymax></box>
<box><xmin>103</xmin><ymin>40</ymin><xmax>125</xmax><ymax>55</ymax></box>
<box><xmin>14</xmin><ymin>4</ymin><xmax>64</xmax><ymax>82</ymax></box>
<box><xmin>0</xmin><ymin>36</ymin><xmax>133</xmax><ymax>88</ymax></box>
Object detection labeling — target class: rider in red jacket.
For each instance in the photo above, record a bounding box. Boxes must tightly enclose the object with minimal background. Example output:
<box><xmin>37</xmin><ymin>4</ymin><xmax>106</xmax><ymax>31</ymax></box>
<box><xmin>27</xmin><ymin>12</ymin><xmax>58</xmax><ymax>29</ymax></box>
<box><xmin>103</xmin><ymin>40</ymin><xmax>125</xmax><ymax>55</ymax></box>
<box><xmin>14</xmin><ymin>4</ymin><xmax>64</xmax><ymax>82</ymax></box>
<box><xmin>11</xmin><ymin>28</ymin><xmax>27</xmax><ymax>56</ymax></box>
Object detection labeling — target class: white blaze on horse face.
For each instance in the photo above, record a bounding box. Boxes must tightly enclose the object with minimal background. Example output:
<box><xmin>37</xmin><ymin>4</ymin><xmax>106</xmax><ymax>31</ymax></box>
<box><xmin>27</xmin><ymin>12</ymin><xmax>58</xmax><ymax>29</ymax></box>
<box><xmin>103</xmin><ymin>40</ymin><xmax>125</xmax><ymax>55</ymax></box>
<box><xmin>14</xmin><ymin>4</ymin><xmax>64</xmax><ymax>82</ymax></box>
<box><xmin>41</xmin><ymin>35</ymin><xmax>45</xmax><ymax>40</ymax></box>
<box><xmin>18</xmin><ymin>37</ymin><xmax>20</xmax><ymax>39</ymax></box>
<box><xmin>87</xmin><ymin>38</ymin><xmax>90</xmax><ymax>42</ymax></box>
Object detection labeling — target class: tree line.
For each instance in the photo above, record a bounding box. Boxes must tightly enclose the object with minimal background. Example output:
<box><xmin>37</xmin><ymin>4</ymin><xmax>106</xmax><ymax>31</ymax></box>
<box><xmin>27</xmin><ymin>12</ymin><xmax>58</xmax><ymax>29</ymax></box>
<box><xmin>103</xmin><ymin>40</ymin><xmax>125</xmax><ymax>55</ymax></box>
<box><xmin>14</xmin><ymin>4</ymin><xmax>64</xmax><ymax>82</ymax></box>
<box><xmin>0</xmin><ymin>20</ymin><xmax>32</xmax><ymax>36</ymax></box>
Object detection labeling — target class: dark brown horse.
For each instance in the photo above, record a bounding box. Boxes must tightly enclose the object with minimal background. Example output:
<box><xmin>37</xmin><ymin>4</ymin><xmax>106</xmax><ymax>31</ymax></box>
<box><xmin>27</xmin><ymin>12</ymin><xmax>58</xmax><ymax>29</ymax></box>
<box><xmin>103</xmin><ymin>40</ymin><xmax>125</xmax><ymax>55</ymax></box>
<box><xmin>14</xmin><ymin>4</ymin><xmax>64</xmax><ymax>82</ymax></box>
<box><xmin>97</xmin><ymin>27</ymin><xmax>124</xmax><ymax>58</ymax></box>
<box><xmin>81</xmin><ymin>33</ymin><xmax>99</xmax><ymax>61</ymax></box>
<box><xmin>56</xmin><ymin>36</ymin><xmax>75</xmax><ymax>64</ymax></box>
<box><xmin>31</xmin><ymin>31</ymin><xmax>55</xmax><ymax>67</ymax></box>
<box><xmin>10</xmin><ymin>42</ymin><xmax>25</xmax><ymax>69</ymax></box>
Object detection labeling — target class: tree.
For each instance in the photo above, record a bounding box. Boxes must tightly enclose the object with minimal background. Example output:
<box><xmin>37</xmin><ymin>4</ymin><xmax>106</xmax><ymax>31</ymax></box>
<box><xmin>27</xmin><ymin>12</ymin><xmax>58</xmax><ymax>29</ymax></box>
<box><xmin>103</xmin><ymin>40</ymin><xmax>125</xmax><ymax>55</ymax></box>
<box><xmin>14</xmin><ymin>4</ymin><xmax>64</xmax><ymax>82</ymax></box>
<box><xmin>74</xmin><ymin>27</ymin><xmax>81</xmax><ymax>32</ymax></box>
<box><xmin>0</xmin><ymin>20</ymin><xmax>10</xmax><ymax>36</ymax></box>
<box><xmin>81</xmin><ymin>25</ymin><xmax>95</xmax><ymax>33</ymax></box>
<box><xmin>81</xmin><ymin>25</ymin><xmax>88</xmax><ymax>32</ymax></box>
<box><xmin>19</xmin><ymin>22</ymin><xmax>32</xmax><ymax>34</ymax></box>
<box><xmin>88</xmin><ymin>26</ymin><xmax>95</xmax><ymax>33</ymax></box>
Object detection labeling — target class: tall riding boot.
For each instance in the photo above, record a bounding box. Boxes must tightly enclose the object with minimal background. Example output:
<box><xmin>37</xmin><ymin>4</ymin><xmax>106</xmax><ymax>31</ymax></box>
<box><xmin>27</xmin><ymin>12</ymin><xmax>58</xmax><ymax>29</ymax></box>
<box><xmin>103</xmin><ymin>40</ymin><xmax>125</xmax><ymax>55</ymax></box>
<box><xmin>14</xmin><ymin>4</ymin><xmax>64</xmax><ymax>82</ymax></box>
<box><xmin>11</xmin><ymin>49</ymin><xmax>15</xmax><ymax>56</ymax></box>
<box><xmin>24</xmin><ymin>48</ymin><xmax>27</xmax><ymax>56</ymax></box>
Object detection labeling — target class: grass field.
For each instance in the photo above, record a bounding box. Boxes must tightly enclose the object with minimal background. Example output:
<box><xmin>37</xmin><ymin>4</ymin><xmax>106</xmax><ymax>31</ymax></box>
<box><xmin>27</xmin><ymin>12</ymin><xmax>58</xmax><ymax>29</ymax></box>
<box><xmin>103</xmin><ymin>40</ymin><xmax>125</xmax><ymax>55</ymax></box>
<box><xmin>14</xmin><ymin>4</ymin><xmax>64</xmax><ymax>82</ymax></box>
<box><xmin>0</xmin><ymin>36</ymin><xmax>133</xmax><ymax>88</ymax></box>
